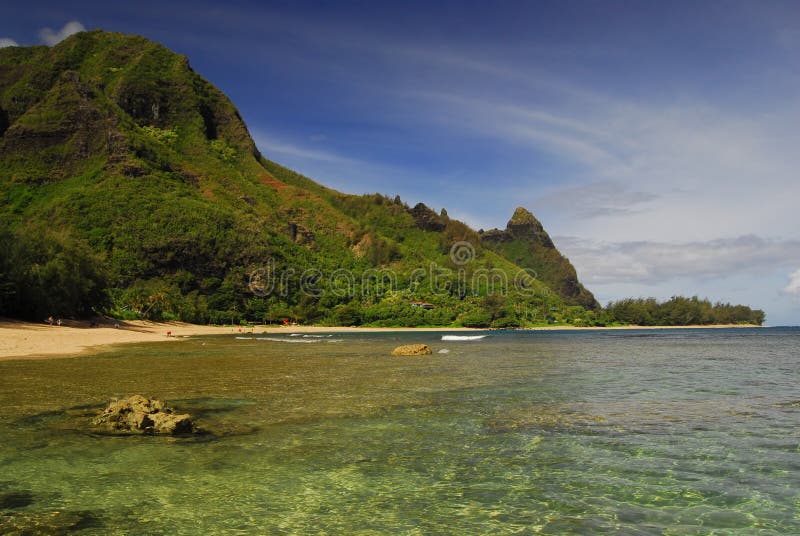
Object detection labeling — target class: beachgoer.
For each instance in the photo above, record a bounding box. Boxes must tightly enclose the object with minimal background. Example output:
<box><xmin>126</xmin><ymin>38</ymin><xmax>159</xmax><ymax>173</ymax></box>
<box><xmin>166</xmin><ymin>331</ymin><xmax>172</xmax><ymax>337</ymax></box>
<box><xmin>47</xmin><ymin>316</ymin><xmax>53</xmax><ymax>326</ymax></box>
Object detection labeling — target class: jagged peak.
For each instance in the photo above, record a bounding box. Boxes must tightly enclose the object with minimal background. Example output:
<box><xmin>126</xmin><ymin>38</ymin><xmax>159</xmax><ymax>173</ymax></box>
<box><xmin>507</xmin><ymin>206</ymin><xmax>545</xmax><ymax>233</ymax></box>
<box><xmin>504</xmin><ymin>206</ymin><xmax>554</xmax><ymax>248</ymax></box>
<box><xmin>508</xmin><ymin>207</ymin><xmax>537</xmax><ymax>227</ymax></box>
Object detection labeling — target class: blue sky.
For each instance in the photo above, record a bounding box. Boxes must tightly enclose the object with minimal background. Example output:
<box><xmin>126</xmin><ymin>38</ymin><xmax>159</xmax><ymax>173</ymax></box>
<box><xmin>3</xmin><ymin>1</ymin><xmax>800</xmax><ymax>324</ymax></box>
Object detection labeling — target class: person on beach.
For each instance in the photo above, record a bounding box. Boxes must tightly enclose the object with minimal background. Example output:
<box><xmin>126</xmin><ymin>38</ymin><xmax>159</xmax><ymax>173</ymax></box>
<box><xmin>47</xmin><ymin>316</ymin><xmax>53</xmax><ymax>326</ymax></box>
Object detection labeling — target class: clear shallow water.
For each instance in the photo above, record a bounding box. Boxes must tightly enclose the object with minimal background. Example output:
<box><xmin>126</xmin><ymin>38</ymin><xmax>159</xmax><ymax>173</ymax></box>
<box><xmin>1</xmin><ymin>328</ymin><xmax>799</xmax><ymax>534</ymax></box>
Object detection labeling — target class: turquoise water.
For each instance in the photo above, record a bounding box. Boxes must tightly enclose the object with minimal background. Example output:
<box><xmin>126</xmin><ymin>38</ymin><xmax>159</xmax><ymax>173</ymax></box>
<box><xmin>1</xmin><ymin>328</ymin><xmax>799</xmax><ymax>534</ymax></box>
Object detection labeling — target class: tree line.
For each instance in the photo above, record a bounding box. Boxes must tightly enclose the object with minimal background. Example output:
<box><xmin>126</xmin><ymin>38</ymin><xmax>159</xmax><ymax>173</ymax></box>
<box><xmin>0</xmin><ymin>226</ymin><xmax>108</xmax><ymax>320</ymax></box>
<box><xmin>604</xmin><ymin>296</ymin><xmax>764</xmax><ymax>326</ymax></box>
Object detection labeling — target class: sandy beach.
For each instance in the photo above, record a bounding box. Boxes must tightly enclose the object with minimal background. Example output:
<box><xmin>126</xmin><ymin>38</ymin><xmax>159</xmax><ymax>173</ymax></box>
<box><xmin>0</xmin><ymin>319</ymin><xmax>225</xmax><ymax>361</ymax></box>
<box><xmin>0</xmin><ymin>319</ymin><xmax>760</xmax><ymax>361</ymax></box>
<box><xmin>0</xmin><ymin>320</ymin><xmax>479</xmax><ymax>361</ymax></box>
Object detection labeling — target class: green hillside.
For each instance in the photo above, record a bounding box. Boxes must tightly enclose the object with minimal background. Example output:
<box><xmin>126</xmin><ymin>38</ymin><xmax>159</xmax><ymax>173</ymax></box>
<box><xmin>481</xmin><ymin>207</ymin><xmax>598</xmax><ymax>309</ymax></box>
<box><xmin>1</xmin><ymin>30</ymin><xmax>748</xmax><ymax>328</ymax></box>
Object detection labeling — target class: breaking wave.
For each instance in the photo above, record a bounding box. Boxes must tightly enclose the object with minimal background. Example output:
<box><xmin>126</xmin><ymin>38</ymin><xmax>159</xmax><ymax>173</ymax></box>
<box><xmin>441</xmin><ymin>335</ymin><xmax>487</xmax><ymax>341</ymax></box>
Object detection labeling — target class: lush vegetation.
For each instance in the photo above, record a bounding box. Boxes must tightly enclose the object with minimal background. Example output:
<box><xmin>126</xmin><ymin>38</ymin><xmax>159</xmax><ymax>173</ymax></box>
<box><xmin>0</xmin><ymin>31</ymin><xmax>766</xmax><ymax>327</ymax></box>
<box><xmin>604</xmin><ymin>297</ymin><xmax>765</xmax><ymax>326</ymax></box>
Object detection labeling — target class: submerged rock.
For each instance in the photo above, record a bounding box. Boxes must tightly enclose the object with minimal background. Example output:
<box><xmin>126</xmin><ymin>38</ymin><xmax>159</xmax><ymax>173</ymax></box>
<box><xmin>391</xmin><ymin>344</ymin><xmax>433</xmax><ymax>356</ymax></box>
<box><xmin>0</xmin><ymin>491</ymin><xmax>34</xmax><ymax>510</ymax></box>
<box><xmin>92</xmin><ymin>395</ymin><xmax>194</xmax><ymax>435</ymax></box>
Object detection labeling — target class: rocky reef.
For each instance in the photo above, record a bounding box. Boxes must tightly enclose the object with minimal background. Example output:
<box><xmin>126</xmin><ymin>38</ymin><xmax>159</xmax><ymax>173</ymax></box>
<box><xmin>391</xmin><ymin>344</ymin><xmax>433</xmax><ymax>356</ymax></box>
<box><xmin>92</xmin><ymin>395</ymin><xmax>194</xmax><ymax>435</ymax></box>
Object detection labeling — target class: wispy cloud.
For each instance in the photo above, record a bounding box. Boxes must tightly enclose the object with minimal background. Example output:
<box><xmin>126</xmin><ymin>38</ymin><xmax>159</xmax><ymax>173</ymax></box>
<box><xmin>536</xmin><ymin>180</ymin><xmax>658</xmax><ymax>219</ymax></box>
<box><xmin>38</xmin><ymin>21</ymin><xmax>85</xmax><ymax>46</ymax></box>
<box><xmin>382</xmin><ymin>45</ymin><xmax>610</xmax><ymax>105</ymax></box>
<box><xmin>393</xmin><ymin>56</ymin><xmax>800</xmax><ymax>244</ymax></box>
<box><xmin>0</xmin><ymin>38</ymin><xmax>18</xmax><ymax>48</ymax></box>
<box><xmin>253</xmin><ymin>132</ymin><xmax>357</xmax><ymax>165</ymax></box>
<box><xmin>405</xmin><ymin>90</ymin><xmax>625</xmax><ymax>170</ymax></box>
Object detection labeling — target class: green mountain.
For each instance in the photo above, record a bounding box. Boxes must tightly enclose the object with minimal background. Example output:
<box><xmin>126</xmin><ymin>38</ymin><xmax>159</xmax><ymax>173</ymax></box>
<box><xmin>481</xmin><ymin>207</ymin><xmax>598</xmax><ymax>309</ymax></box>
<box><xmin>0</xmin><ymin>30</ymin><xmax>600</xmax><ymax>326</ymax></box>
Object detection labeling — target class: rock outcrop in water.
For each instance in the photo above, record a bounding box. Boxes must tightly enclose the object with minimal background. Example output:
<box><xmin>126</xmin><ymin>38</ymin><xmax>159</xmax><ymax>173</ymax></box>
<box><xmin>93</xmin><ymin>395</ymin><xmax>194</xmax><ymax>435</ymax></box>
<box><xmin>391</xmin><ymin>344</ymin><xmax>433</xmax><ymax>356</ymax></box>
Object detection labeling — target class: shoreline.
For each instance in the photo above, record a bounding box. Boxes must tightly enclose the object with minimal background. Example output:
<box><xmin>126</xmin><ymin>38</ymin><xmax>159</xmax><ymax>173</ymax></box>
<box><xmin>0</xmin><ymin>319</ymin><xmax>763</xmax><ymax>362</ymax></box>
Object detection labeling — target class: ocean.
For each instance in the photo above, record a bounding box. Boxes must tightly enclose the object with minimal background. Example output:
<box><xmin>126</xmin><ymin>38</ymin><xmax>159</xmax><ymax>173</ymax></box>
<box><xmin>1</xmin><ymin>327</ymin><xmax>798</xmax><ymax>534</ymax></box>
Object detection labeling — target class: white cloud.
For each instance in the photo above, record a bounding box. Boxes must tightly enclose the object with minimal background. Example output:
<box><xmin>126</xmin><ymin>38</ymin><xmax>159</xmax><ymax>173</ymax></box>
<box><xmin>557</xmin><ymin>235</ymin><xmax>800</xmax><ymax>285</ymax></box>
<box><xmin>784</xmin><ymin>269</ymin><xmax>800</xmax><ymax>296</ymax></box>
<box><xmin>0</xmin><ymin>38</ymin><xmax>19</xmax><ymax>48</ymax></box>
<box><xmin>38</xmin><ymin>21</ymin><xmax>85</xmax><ymax>46</ymax></box>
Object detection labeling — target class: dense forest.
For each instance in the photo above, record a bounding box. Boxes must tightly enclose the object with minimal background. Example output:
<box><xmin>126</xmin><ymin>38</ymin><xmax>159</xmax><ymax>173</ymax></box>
<box><xmin>0</xmin><ymin>31</ymin><xmax>765</xmax><ymax>328</ymax></box>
